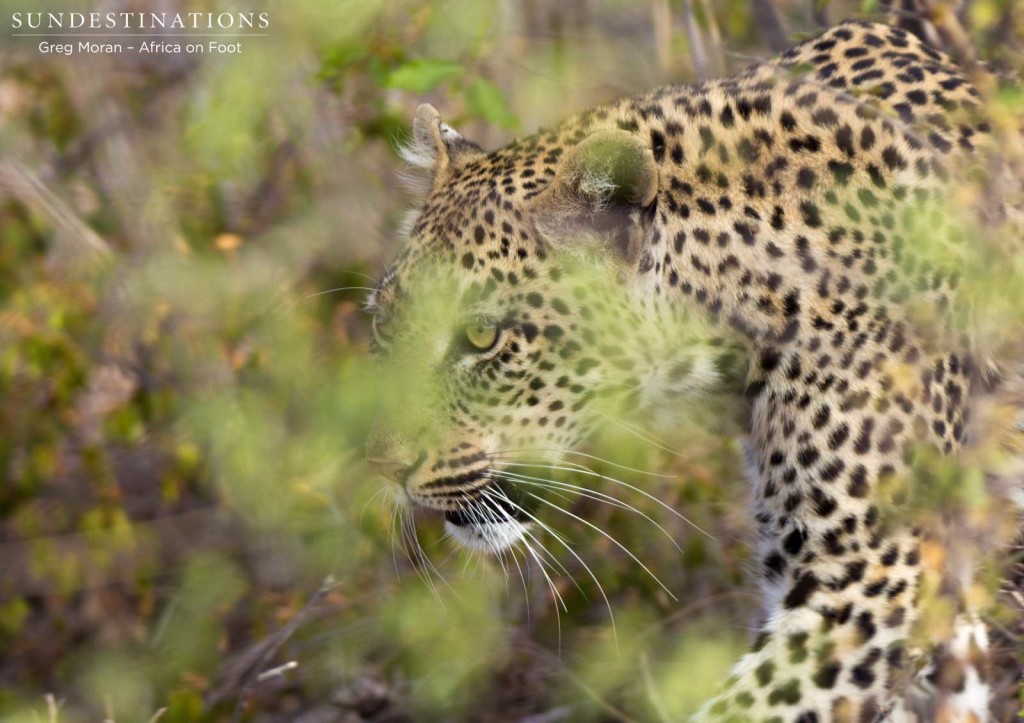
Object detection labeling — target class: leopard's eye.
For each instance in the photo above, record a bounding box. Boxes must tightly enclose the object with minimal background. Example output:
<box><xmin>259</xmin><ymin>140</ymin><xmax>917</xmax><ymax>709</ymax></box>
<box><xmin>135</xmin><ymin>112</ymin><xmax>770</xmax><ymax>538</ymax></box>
<box><xmin>465</xmin><ymin>318</ymin><xmax>499</xmax><ymax>351</ymax></box>
<box><xmin>372</xmin><ymin>314</ymin><xmax>391</xmax><ymax>344</ymax></box>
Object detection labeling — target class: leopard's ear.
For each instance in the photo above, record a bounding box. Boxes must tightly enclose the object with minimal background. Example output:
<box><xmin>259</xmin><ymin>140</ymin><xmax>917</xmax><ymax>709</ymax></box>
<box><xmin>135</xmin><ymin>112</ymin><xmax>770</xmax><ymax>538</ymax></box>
<box><xmin>401</xmin><ymin>104</ymin><xmax>484</xmax><ymax>190</ymax></box>
<box><xmin>532</xmin><ymin>129</ymin><xmax>659</xmax><ymax>213</ymax></box>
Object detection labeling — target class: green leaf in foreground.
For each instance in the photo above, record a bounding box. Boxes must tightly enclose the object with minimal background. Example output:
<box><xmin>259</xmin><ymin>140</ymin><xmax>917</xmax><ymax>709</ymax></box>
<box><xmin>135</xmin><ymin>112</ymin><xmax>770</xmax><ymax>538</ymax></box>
<box><xmin>386</xmin><ymin>59</ymin><xmax>464</xmax><ymax>92</ymax></box>
<box><xmin>465</xmin><ymin>76</ymin><xmax>518</xmax><ymax>129</ymax></box>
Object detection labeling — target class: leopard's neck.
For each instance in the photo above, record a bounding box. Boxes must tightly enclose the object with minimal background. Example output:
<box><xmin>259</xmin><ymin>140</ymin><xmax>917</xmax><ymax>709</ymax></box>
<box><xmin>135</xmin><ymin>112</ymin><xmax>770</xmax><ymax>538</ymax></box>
<box><xmin>592</xmin><ymin>21</ymin><xmax>982</xmax><ymax>718</ymax></box>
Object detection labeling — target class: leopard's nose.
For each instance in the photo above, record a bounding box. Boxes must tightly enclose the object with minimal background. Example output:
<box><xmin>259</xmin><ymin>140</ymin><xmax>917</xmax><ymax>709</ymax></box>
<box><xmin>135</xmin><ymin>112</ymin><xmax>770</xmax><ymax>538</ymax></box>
<box><xmin>367</xmin><ymin>420</ymin><xmax>410</xmax><ymax>481</ymax></box>
<box><xmin>367</xmin><ymin>457</ymin><xmax>409</xmax><ymax>483</ymax></box>
<box><xmin>366</xmin><ymin>450</ymin><xmax>426</xmax><ymax>484</ymax></box>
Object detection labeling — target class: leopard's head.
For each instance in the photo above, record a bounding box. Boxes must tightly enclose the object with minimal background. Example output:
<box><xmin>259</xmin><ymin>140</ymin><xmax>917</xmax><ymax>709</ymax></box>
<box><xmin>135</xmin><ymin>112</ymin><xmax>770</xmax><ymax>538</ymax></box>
<box><xmin>366</xmin><ymin>105</ymin><xmax>719</xmax><ymax>552</ymax></box>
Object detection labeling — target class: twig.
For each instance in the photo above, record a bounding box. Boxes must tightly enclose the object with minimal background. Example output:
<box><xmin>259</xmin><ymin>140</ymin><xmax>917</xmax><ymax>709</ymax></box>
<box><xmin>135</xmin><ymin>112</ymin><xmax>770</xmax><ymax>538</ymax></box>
<box><xmin>256</xmin><ymin>660</ymin><xmax>299</xmax><ymax>681</ymax></box>
<box><xmin>0</xmin><ymin>160</ymin><xmax>112</xmax><ymax>260</ymax></box>
<box><xmin>228</xmin><ymin>576</ymin><xmax>339</xmax><ymax>723</ymax></box>
<box><xmin>45</xmin><ymin>694</ymin><xmax>59</xmax><ymax>723</ymax></box>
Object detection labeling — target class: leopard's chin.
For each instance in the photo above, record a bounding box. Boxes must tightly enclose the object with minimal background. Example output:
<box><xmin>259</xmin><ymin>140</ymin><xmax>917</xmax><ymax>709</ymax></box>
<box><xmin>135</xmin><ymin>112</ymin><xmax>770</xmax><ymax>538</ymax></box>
<box><xmin>444</xmin><ymin>515</ymin><xmax>530</xmax><ymax>553</ymax></box>
<box><xmin>410</xmin><ymin>477</ymin><xmax>534</xmax><ymax>552</ymax></box>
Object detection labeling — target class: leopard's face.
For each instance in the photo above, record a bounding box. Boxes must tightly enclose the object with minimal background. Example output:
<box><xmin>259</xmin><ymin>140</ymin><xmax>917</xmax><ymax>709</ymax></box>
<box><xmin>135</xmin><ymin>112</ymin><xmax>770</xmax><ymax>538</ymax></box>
<box><xmin>366</xmin><ymin>105</ymin><xmax>720</xmax><ymax>552</ymax></box>
<box><xmin>366</xmin><ymin>198</ymin><xmax>616</xmax><ymax>551</ymax></box>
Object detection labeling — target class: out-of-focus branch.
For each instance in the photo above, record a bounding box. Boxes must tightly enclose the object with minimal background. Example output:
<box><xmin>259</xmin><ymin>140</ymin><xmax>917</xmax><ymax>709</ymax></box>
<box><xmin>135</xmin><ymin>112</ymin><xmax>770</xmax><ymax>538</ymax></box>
<box><xmin>696</xmin><ymin>0</ymin><xmax>725</xmax><ymax>74</ymax></box>
<box><xmin>750</xmin><ymin>0</ymin><xmax>789</xmax><ymax>52</ymax></box>
<box><xmin>214</xmin><ymin>576</ymin><xmax>340</xmax><ymax>722</ymax></box>
<box><xmin>880</xmin><ymin>0</ymin><xmax>1024</xmax><ymax>160</ymax></box>
<box><xmin>681</xmin><ymin>0</ymin><xmax>709</xmax><ymax>78</ymax></box>
<box><xmin>884</xmin><ymin>0</ymin><xmax>945</xmax><ymax>52</ymax></box>
<box><xmin>811</xmin><ymin>0</ymin><xmax>829</xmax><ymax>28</ymax></box>
<box><xmin>884</xmin><ymin>0</ymin><xmax>976</xmax><ymax>70</ymax></box>
<box><xmin>239</xmin><ymin>139</ymin><xmax>297</xmax><ymax>236</ymax></box>
<box><xmin>652</xmin><ymin>0</ymin><xmax>672</xmax><ymax>74</ymax></box>
<box><xmin>64</xmin><ymin>64</ymin><xmax>172</xmax><ymax>252</ymax></box>
<box><xmin>0</xmin><ymin>159</ymin><xmax>113</xmax><ymax>261</ymax></box>
<box><xmin>918</xmin><ymin>0</ymin><xmax>977</xmax><ymax>70</ymax></box>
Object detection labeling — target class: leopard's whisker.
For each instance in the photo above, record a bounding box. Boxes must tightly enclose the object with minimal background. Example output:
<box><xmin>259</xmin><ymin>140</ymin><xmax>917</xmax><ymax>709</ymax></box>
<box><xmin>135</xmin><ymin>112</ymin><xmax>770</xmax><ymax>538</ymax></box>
<box><xmin>595</xmin><ymin>410</ymin><xmax>686</xmax><ymax>457</ymax></box>
<box><xmin>397</xmin><ymin>507</ymin><xmax>427</xmax><ymax>587</ymax></box>
<box><xmin>501</xmin><ymin>510</ymin><xmax>566</xmax><ymax>650</ymax></box>
<box><xmin>401</xmin><ymin>511</ymin><xmax>436</xmax><ymax>598</ymax></box>
<box><xmin>482</xmin><ymin>484</ymin><xmax>618</xmax><ymax>646</ymax></box>
<box><xmin>358</xmin><ymin>486</ymin><xmax>389</xmax><ymax>528</ymax></box>
<box><xmin>473</xmin><ymin>495</ymin><xmax>512</xmax><ymax>592</ymax></box>
<box><xmin>506</xmin><ymin>543</ymin><xmax>532</xmax><ymax>622</ymax></box>
<box><xmin>475</xmin><ymin>487</ymin><xmax>577</xmax><ymax>585</ymax></box>
<box><xmin>494</xmin><ymin>460</ymin><xmax>713</xmax><ymax>540</ymax></box>
<box><xmin>453</xmin><ymin>498</ymin><xmax>484</xmax><ymax>577</ymax></box>
<box><xmin>304</xmin><ymin>286</ymin><xmax>376</xmax><ymax>299</ymax></box>
<box><xmin>402</xmin><ymin>507</ymin><xmax>448</xmax><ymax>606</ymax></box>
<box><xmin>492</xmin><ymin>447</ymin><xmax>675</xmax><ymax>478</ymax></box>
<box><xmin>479</xmin><ymin>483</ymin><xmax>606</xmax><ymax>643</ymax></box>
<box><xmin>481</xmin><ymin>481</ymin><xmax>606</xmax><ymax>606</ymax></box>
<box><xmin>436</xmin><ymin>542</ymin><xmax>462</xmax><ymax>569</ymax></box>
<box><xmin>389</xmin><ymin>500</ymin><xmax>404</xmax><ymax>580</ymax></box>
<box><xmin>522</xmin><ymin>490</ymin><xmax>678</xmax><ymax>601</ymax></box>
<box><xmin>497</xmin><ymin>469</ymin><xmax>637</xmax><ymax>512</ymax></box>
<box><xmin>418</xmin><ymin>516</ymin><xmax>458</xmax><ymax>595</ymax></box>
<box><xmin>490</xmin><ymin>469</ymin><xmax>683</xmax><ymax>553</ymax></box>
<box><xmin>492</xmin><ymin>466</ymin><xmax>675</xmax><ymax>537</ymax></box>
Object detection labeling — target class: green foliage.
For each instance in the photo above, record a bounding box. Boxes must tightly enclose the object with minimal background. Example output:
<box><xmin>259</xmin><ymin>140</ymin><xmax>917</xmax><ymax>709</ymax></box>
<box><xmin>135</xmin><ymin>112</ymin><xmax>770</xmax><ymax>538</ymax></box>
<box><xmin>382</xmin><ymin>575</ymin><xmax>506</xmax><ymax>713</ymax></box>
<box><xmin>465</xmin><ymin>77</ymin><xmax>519</xmax><ymax>129</ymax></box>
<box><xmin>386</xmin><ymin>59</ymin><xmax>465</xmax><ymax>92</ymax></box>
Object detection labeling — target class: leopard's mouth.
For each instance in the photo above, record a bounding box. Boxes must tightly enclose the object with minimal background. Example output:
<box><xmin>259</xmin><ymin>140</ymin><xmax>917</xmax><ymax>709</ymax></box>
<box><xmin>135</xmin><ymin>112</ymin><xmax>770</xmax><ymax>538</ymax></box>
<box><xmin>426</xmin><ymin>477</ymin><xmax>534</xmax><ymax>552</ymax></box>
<box><xmin>397</xmin><ymin>461</ymin><xmax>540</xmax><ymax>552</ymax></box>
<box><xmin>441</xmin><ymin>486</ymin><xmax>527</xmax><ymax>527</ymax></box>
<box><xmin>443</xmin><ymin>511</ymin><xmax>531</xmax><ymax>552</ymax></box>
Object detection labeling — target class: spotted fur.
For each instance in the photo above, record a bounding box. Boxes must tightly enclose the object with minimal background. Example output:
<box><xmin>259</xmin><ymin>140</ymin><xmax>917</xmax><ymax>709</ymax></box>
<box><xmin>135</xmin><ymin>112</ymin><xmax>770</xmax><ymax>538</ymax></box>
<box><xmin>366</xmin><ymin>20</ymin><xmax>1023</xmax><ymax>720</ymax></box>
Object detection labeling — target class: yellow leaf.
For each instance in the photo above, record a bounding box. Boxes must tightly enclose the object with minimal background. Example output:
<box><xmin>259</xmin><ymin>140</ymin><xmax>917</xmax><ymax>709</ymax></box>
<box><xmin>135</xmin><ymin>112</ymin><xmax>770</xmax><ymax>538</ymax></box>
<box><xmin>214</xmin><ymin>233</ymin><xmax>243</xmax><ymax>252</ymax></box>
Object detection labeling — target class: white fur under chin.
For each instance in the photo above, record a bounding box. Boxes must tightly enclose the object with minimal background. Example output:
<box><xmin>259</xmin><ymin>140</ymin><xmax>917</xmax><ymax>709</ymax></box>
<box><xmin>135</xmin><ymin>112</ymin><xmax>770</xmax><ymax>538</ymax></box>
<box><xmin>445</xmin><ymin>519</ymin><xmax>530</xmax><ymax>553</ymax></box>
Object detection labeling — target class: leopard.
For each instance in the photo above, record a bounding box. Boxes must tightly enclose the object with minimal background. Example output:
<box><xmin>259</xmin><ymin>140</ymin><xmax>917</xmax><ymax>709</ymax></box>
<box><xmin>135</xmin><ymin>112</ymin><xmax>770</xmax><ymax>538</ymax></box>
<box><xmin>364</xmin><ymin>19</ymin><xmax>1024</xmax><ymax>721</ymax></box>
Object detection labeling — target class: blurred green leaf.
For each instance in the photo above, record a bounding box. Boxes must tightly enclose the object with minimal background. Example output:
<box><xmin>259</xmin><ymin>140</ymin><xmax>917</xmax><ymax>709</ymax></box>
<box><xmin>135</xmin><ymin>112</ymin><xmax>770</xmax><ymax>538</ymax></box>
<box><xmin>0</xmin><ymin>599</ymin><xmax>29</xmax><ymax>637</ymax></box>
<box><xmin>318</xmin><ymin>40</ymin><xmax>370</xmax><ymax>82</ymax></box>
<box><xmin>385</xmin><ymin>59</ymin><xmax>464</xmax><ymax>92</ymax></box>
<box><xmin>465</xmin><ymin>77</ymin><xmax>518</xmax><ymax>129</ymax></box>
<box><xmin>77</xmin><ymin>652</ymin><xmax>155</xmax><ymax>723</ymax></box>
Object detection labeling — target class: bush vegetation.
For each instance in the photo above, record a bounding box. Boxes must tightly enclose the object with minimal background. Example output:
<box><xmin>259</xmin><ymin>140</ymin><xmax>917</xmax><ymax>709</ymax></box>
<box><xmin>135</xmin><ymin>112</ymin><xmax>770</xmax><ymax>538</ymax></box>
<box><xmin>1</xmin><ymin>0</ymin><xmax>1022</xmax><ymax>720</ymax></box>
